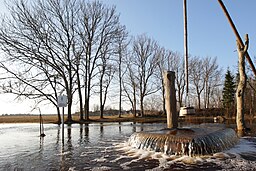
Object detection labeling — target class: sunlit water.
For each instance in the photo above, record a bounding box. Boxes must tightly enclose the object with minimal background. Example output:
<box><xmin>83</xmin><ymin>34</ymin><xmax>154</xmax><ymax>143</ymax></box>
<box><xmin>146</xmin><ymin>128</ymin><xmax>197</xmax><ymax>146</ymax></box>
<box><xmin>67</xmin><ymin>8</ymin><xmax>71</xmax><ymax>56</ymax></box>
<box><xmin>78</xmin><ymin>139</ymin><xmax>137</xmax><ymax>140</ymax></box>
<box><xmin>0</xmin><ymin>122</ymin><xmax>256</xmax><ymax>171</ymax></box>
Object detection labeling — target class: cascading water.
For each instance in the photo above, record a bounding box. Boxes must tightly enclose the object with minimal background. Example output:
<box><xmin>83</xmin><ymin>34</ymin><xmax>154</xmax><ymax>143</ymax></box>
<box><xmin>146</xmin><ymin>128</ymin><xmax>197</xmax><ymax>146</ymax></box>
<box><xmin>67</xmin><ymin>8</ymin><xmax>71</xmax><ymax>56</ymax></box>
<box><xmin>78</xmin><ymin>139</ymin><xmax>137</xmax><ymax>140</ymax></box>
<box><xmin>128</xmin><ymin>124</ymin><xmax>238</xmax><ymax>156</ymax></box>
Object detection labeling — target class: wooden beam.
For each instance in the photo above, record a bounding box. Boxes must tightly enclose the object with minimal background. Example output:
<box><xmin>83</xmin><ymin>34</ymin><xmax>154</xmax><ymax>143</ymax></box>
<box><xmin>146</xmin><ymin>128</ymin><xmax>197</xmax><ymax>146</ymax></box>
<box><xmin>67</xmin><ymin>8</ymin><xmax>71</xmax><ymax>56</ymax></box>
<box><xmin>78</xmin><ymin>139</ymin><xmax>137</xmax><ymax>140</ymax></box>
<box><xmin>218</xmin><ymin>0</ymin><xmax>256</xmax><ymax>76</ymax></box>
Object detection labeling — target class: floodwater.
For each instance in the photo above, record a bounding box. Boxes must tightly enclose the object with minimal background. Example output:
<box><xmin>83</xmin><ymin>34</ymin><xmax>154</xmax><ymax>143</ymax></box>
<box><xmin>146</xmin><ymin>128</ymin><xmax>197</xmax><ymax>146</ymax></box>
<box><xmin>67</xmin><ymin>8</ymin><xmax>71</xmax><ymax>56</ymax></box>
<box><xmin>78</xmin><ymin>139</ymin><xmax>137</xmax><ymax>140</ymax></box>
<box><xmin>0</xmin><ymin>121</ymin><xmax>256</xmax><ymax>171</ymax></box>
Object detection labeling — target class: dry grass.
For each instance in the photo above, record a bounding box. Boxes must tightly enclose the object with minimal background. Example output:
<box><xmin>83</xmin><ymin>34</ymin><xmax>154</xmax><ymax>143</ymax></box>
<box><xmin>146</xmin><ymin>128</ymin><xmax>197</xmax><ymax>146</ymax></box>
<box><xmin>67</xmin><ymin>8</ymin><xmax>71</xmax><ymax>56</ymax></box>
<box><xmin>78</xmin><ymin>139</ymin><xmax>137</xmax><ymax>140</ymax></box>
<box><xmin>4</xmin><ymin>114</ymin><xmax>253</xmax><ymax>124</ymax></box>
<box><xmin>0</xmin><ymin>114</ymin><xmax>167</xmax><ymax>124</ymax></box>
<box><xmin>0</xmin><ymin>115</ymin><xmax>59</xmax><ymax>123</ymax></box>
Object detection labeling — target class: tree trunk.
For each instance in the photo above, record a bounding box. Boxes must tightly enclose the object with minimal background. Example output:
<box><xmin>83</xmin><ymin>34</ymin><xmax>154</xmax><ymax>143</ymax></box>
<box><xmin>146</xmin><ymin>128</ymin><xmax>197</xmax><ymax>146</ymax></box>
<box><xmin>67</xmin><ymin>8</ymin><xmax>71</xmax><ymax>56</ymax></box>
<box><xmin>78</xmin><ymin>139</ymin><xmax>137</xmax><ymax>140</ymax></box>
<box><xmin>67</xmin><ymin>68</ymin><xmax>73</xmax><ymax>122</ymax></box>
<box><xmin>133</xmin><ymin>84</ymin><xmax>137</xmax><ymax>117</ymax></box>
<box><xmin>100</xmin><ymin>73</ymin><xmax>104</xmax><ymax>119</ymax></box>
<box><xmin>197</xmin><ymin>92</ymin><xmax>201</xmax><ymax>109</ymax></box>
<box><xmin>84</xmin><ymin>98</ymin><xmax>89</xmax><ymax>120</ymax></box>
<box><xmin>119</xmin><ymin>81</ymin><xmax>122</xmax><ymax>117</ymax></box>
<box><xmin>140</xmin><ymin>97</ymin><xmax>144</xmax><ymax>117</ymax></box>
<box><xmin>139</xmin><ymin>81</ymin><xmax>144</xmax><ymax>117</ymax></box>
<box><xmin>84</xmin><ymin>60</ymin><xmax>89</xmax><ymax>121</ymax></box>
<box><xmin>67</xmin><ymin>89</ymin><xmax>73</xmax><ymax>122</ymax></box>
<box><xmin>57</xmin><ymin>107</ymin><xmax>61</xmax><ymax>124</ymax></box>
<box><xmin>118</xmin><ymin>51</ymin><xmax>122</xmax><ymax>118</ymax></box>
<box><xmin>236</xmin><ymin>34</ymin><xmax>249</xmax><ymax>131</ymax></box>
<box><xmin>119</xmin><ymin>67</ymin><xmax>122</xmax><ymax>118</ymax></box>
<box><xmin>177</xmin><ymin>88</ymin><xmax>183</xmax><ymax>110</ymax></box>
<box><xmin>84</xmin><ymin>72</ymin><xmax>92</xmax><ymax>121</ymax></box>
<box><xmin>77</xmin><ymin>69</ymin><xmax>84</xmax><ymax>121</ymax></box>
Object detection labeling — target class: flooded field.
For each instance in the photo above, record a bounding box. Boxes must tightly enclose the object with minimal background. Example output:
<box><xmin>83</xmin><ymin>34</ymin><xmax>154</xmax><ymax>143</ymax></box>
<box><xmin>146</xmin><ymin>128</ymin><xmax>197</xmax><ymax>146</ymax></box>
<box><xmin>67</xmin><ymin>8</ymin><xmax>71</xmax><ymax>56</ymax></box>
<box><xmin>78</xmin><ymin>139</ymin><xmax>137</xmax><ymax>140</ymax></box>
<box><xmin>0</xmin><ymin>122</ymin><xmax>256</xmax><ymax>170</ymax></box>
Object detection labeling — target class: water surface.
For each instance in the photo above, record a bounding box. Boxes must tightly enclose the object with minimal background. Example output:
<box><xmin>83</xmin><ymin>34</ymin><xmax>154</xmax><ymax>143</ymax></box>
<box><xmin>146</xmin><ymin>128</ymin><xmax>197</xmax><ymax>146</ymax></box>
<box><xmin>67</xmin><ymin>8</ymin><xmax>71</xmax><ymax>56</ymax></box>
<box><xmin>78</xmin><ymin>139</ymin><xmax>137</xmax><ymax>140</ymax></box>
<box><xmin>0</xmin><ymin>122</ymin><xmax>256</xmax><ymax>170</ymax></box>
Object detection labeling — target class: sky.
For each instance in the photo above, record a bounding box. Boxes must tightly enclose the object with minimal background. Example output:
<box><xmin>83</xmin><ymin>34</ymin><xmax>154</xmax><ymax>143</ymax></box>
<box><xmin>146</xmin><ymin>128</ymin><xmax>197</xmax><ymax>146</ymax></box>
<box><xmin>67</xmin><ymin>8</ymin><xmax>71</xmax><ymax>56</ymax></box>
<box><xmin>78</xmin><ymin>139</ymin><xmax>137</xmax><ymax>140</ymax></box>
<box><xmin>0</xmin><ymin>0</ymin><xmax>256</xmax><ymax>114</ymax></box>
<box><xmin>105</xmin><ymin>0</ymin><xmax>256</xmax><ymax>72</ymax></box>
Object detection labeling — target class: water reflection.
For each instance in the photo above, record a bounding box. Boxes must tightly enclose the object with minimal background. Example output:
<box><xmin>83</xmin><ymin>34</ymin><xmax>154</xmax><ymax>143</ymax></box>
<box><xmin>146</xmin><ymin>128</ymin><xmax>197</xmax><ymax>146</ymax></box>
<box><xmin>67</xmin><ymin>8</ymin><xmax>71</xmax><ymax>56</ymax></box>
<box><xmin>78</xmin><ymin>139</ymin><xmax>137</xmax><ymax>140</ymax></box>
<box><xmin>237</xmin><ymin>129</ymin><xmax>245</xmax><ymax>137</ymax></box>
<box><xmin>84</xmin><ymin>124</ymin><xmax>89</xmax><ymax>142</ymax></box>
<box><xmin>78</xmin><ymin>123</ymin><xmax>90</xmax><ymax>144</ymax></box>
<box><xmin>67</xmin><ymin>125</ymin><xmax>73</xmax><ymax>149</ymax></box>
<box><xmin>56</xmin><ymin>125</ymin><xmax>59</xmax><ymax>141</ymax></box>
<box><xmin>132</xmin><ymin>122</ymin><xmax>136</xmax><ymax>132</ymax></box>
<box><xmin>119</xmin><ymin>122</ymin><xmax>121</xmax><ymax>133</ymax></box>
<box><xmin>39</xmin><ymin>136</ymin><xmax>44</xmax><ymax>150</ymax></box>
<box><xmin>100</xmin><ymin>123</ymin><xmax>104</xmax><ymax>137</ymax></box>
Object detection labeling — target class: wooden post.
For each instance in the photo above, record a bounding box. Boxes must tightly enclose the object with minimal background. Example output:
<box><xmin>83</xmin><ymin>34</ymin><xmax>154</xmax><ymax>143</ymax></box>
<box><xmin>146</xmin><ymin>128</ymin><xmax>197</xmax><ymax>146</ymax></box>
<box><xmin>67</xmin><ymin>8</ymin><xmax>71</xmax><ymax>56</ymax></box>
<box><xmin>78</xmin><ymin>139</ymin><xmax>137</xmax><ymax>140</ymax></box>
<box><xmin>163</xmin><ymin>71</ymin><xmax>178</xmax><ymax>128</ymax></box>
<box><xmin>62</xmin><ymin>106</ymin><xmax>65</xmax><ymax>144</ymax></box>
<box><xmin>183</xmin><ymin>0</ymin><xmax>189</xmax><ymax>104</ymax></box>
<box><xmin>236</xmin><ymin>34</ymin><xmax>249</xmax><ymax>131</ymax></box>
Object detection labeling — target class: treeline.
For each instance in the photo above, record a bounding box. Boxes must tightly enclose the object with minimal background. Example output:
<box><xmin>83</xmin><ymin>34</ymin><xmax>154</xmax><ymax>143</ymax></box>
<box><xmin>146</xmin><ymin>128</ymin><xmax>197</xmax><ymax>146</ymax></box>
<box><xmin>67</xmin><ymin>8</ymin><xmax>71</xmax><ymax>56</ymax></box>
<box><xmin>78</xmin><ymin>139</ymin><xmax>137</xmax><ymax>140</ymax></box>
<box><xmin>222</xmin><ymin>68</ymin><xmax>256</xmax><ymax>118</ymax></box>
<box><xmin>0</xmin><ymin>0</ymin><xmax>255</xmax><ymax>123</ymax></box>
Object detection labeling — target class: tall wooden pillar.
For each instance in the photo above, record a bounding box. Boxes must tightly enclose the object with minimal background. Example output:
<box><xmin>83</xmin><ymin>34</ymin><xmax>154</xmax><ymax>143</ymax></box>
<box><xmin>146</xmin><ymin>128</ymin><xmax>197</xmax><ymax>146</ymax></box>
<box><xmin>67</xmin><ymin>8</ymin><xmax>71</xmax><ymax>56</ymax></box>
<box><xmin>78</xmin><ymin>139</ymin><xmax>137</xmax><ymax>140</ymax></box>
<box><xmin>163</xmin><ymin>71</ymin><xmax>178</xmax><ymax>128</ymax></box>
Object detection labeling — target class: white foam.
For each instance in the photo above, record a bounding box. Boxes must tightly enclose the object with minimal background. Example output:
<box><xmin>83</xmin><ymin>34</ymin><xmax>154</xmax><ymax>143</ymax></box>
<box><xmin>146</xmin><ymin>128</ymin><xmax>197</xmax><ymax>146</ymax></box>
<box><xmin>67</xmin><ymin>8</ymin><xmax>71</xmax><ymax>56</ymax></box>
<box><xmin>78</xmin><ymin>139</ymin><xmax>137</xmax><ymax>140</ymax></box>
<box><xmin>91</xmin><ymin>166</ymin><xmax>112</xmax><ymax>171</ymax></box>
<box><xmin>224</xmin><ymin>138</ymin><xmax>256</xmax><ymax>154</ymax></box>
<box><xmin>57</xmin><ymin>151</ymin><xmax>71</xmax><ymax>156</ymax></box>
<box><xmin>68</xmin><ymin>167</ymin><xmax>77</xmax><ymax>171</ymax></box>
<box><xmin>120</xmin><ymin>158</ymin><xmax>140</xmax><ymax>170</ymax></box>
<box><xmin>212</xmin><ymin>152</ymin><xmax>232</xmax><ymax>159</ymax></box>
<box><xmin>92</xmin><ymin>156</ymin><xmax>108</xmax><ymax>162</ymax></box>
<box><xmin>212</xmin><ymin>138</ymin><xmax>256</xmax><ymax>170</ymax></box>
<box><xmin>213</xmin><ymin>157</ymin><xmax>256</xmax><ymax>171</ymax></box>
<box><xmin>110</xmin><ymin>155</ymin><xmax>131</xmax><ymax>163</ymax></box>
<box><xmin>150</xmin><ymin>153</ymin><xmax>170</xmax><ymax>169</ymax></box>
<box><xmin>114</xmin><ymin>137</ymin><xmax>256</xmax><ymax>170</ymax></box>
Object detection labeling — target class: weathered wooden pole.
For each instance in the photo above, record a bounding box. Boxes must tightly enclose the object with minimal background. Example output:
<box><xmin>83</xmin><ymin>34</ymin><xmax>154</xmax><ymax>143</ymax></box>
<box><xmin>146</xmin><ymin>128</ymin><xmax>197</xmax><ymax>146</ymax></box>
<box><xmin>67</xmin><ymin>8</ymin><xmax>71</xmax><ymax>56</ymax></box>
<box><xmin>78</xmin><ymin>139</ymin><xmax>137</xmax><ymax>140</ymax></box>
<box><xmin>218</xmin><ymin>0</ymin><xmax>256</xmax><ymax>77</ymax></box>
<box><xmin>183</xmin><ymin>0</ymin><xmax>189</xmax><ymax>104</ymax></box>
<box><xmin>163</xmin><ymin>71</ymin><xmax>178</xmax><ymax>128</ymax></box>
<box><xmin>39</xmin><ymin>108</ymin><xmax>45</xmax><ymax>137</ymax></box>
<box><xmin>236</xmin><ymin>34</ymin><xmax>249</xmax><ymax>131</ymax></box>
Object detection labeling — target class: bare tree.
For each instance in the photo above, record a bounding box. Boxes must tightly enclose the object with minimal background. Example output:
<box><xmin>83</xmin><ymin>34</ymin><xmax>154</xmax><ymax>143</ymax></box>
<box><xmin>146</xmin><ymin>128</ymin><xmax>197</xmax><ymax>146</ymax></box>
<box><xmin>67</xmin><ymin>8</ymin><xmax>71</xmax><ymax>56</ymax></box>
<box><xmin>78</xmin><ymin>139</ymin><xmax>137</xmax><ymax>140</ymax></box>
<box><xmin>97</xmin><ymin>46</ymin><xmax>116</xmax><ymax>118</ymax></box>
<box><xmin>78</xmin><ymin>1</ymin><xmax>124</xmax><ymax>120</ymax></box>
<box><xmin>207</xmin><ymin>71</ymin><xmax>223</xmax><ymax>108</ymax></box>
<box><xmin>122</xmin><ymin>58</ymin><xmax>138</xmax><ymax>117</ymax></box>
<box><xmin>211</xmin><ymin>86</ymin><xmax>223</xmax><ymax>108</ymax></box>
<box><xmin>114</xmin><ymin>31</ymin><xmax>129</xmax><ymax>117</ymax></box>
<box><xmin>155</xmin><ymin>48</ymin><xmax>171</xmax><ymax>114</ymax></box>
<box><xmin>132</xmin><ymin>34</ymin><xmax>159</xmax><ymax>117</ymax></box>
<box><xmin>202</xmin><ymin>57</ymin><xmax>221</xmax><ymax>108</ymax></box>
<box><xmin>172</xmin><ymin>52</ymin><xmax>185</xmax><ymax>109</ymax></box>
<box><xmin>0</xmin><ymin>0</ymin><xmax>125</xmax><ymax>123</ymax></box>
<box><xmin>0</xmin><ymin>0</ymin><xmax>82</xmax><ymax>123</ymax></box>
<box><xmin>0</xmin><ymin>59</ymin><xmax>63</xmax><ymax>122</ymax></box>
<box><xmin>190</xmin><ymin>56</ymin><xmax>205</xmax><ymax>109</ymax></box>
<box><xmin>144</xmin><ymin>95</ymin><xmax>163</xmax><ymax>112</ymax></box>
<box><xmin>155</xmin><ymin>49</ymin><xmax>185</xmax><ymax>112</ymax></box>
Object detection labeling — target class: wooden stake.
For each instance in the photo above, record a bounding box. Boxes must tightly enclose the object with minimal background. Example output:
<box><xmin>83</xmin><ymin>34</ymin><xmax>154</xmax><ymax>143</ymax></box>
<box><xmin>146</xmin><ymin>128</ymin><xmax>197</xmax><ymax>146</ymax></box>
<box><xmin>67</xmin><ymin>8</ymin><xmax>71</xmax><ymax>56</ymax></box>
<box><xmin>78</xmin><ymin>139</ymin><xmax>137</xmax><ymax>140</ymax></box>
<box><xmin>163</xmin><ymin>71</ymin><xmax>178</xmax><ymax>128</ymax></box>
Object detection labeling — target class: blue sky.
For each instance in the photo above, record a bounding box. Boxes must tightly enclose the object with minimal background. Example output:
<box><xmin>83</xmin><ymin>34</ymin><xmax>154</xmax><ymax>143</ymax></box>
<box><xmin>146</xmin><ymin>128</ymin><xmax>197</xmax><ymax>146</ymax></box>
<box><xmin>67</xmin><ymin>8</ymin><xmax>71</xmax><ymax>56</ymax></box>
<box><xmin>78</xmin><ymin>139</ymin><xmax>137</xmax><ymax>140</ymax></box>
<box><xmin>1</xmin><ymin>0</ymin><xmax>255</xmax><ymax>71</ymax></box>
<box><xmin>0</xmin><ymin>0</ymin><xmax>256</xmax><ymax>114</ymax></box>
<box><xmin>105</xmin><ymin>0</ymin><xmax>256</xmax><ymax>73</ymax></box>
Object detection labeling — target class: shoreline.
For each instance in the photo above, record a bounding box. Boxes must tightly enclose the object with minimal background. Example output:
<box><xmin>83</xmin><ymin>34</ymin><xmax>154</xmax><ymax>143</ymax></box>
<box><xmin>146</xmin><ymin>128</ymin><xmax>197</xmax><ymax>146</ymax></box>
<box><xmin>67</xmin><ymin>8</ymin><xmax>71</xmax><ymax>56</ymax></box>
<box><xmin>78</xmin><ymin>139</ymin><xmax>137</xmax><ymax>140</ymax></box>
<box><xmin>0</xmin><ymin>114</ymin><xmax>167</xmax><ymax>124</ymax></box>
<box><xmin>1</xmin><ymin>114</ymin><xmax>255</xmax><ymax>124</ymax></box>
